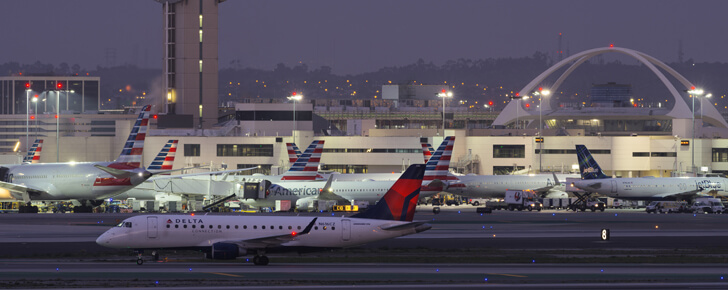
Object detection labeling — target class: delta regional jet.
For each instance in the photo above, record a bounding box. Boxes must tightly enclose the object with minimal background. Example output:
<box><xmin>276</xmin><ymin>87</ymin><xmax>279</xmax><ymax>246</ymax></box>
<box><xmin>571</xmin><ymin>145</ymin><xmax>728</xmax><ymax>200</ymax></box>
<box><xmin>96</xmin><ymin>164</ymin><xmax>431</xmax><ymax>266</ymax></box>
<box><xmin>0</xmin><ymin>105</ymin><xmax>157</xmax><ymax>213</ymax></box>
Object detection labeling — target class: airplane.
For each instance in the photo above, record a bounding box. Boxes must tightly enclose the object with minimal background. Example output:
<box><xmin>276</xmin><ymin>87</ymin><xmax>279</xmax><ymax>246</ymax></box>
<box><xmin>570</xmin><ymin>144</ymin><xmax>728</xmax><ymax>200</ymax></box>
<box><xmin>96</xmin><ymin>163</ymin><xmax>431</xmax><ymax>266</ymax></box>
<box><xmin>243</xmin><ymin>137</ymin><xmax>455</xmax><ymax>210</ymax></box>
<box><xmin>23</xmin><ymin>139</ymin><xmax>43</xmax><ymax>164</ymax></box>
<box><xmin>0</xmin><ymin>105</ymin><xmax>158</xmax><ymax>213</ymax></box>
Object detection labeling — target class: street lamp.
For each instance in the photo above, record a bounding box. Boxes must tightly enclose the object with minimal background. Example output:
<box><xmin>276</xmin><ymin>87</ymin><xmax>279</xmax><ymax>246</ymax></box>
<box><xmin>287</xmin><ymin>92</ymin><xmax>302</xmax><ymax>141</ymax></box>
<box><xmin>56</xmin><ymin>81</ymin><xmax>64</xmax><ymax>162</ymax></box>
<box><xmin>25</xmin><ymin>83</ymin><xmax>31</xmax><ymax>152</ymax></box>
<box><xmin>508</xmin><ymin>93</ymin><xmax>528</xmax><ymax>129</ymax></box>
<box><xmin>687</xmin><ymin>87</ymin><xmax>704</xmax><ymax>174</ymax></box>
<box><xmin>437</xmin><ymin>89</ymin><xmax>453</xmax><ymax>136</ymax></box>
<box><xmin>701</xmin><ymin>93</ymin><xmax>712</xmax><ymax>119</ymax></box>
<box><xmin>534</xmin><ymin>88</ymin><xmax>550</xmax><ymax>173</ymax></box>
<box><xmin>32</xmin><ymin>96</ymin><xmax>38</xmax><ymax>140</ymax></box>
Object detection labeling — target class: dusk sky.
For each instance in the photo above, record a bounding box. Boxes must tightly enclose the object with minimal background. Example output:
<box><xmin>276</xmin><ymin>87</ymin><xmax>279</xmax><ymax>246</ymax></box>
<box><xmin>1</xmin><ymin>0</ymin><xmax>726</xmax><ymax>74</ymax></box>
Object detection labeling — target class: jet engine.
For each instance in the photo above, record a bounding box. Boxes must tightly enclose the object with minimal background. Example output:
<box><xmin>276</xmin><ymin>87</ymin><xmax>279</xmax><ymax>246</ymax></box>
<box><xmin>209</xmin><ymin>242</ymin><xmax>246</xmax><ymax>260</ymax></box>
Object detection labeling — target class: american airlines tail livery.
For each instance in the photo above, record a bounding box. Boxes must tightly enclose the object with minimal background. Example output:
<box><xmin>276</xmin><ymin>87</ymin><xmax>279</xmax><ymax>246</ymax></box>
<box><xmin>22</xmin><ymin>139</ymin><xmax>43</xmax><ymax>164</ymax></box>
<box><xmin>571</xmin><ymin>145</ymin><xmax>728</xmax><ymax>200</ymax></box>
<box><xmin>97</xmin><ymin>163</ymin><xmax>430</xmax><ymax>266</ymax></box>
<box><xmin>0</xmin><ymin>105</ymin><xmax>155</xmax><ymax>213</ymax></box>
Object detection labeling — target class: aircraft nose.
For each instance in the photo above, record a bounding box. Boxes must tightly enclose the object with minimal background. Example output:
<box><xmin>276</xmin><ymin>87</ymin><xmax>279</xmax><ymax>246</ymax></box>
<box><xmin>96</xmin><ymin>231</ymin><xmax>114</xmax><ymax>246</ymax></box>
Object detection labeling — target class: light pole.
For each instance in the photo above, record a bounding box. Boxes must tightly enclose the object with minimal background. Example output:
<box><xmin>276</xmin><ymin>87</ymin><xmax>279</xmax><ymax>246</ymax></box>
<box><xmin>701</xmin><ymin>93</ymin><xmax>712</xmax><ymax>119</ymax></box>
<box><xmin>287</xmin><ymin>92</ymin><xmax>302</xmax><ymax>141</ymax></box>
<box><xmin>32</xmin><ymin>96</ymin><xmax>38</xmax><ymax>141</ymax></box>
<box><xmin>437</xmin><ymin>89</ymin><xmax>453</xmax><ymax>136</ymax></box>
<box><xmin>535</xmin><ymin>88</ymin><xmax>550</xmax><ymax>173</ymax></box>
<box><xmin>508</xmin><ymin>93</ymin><xmax>527</xmax><ymax>129</ymax></box>
<box><xmin>687</xmin><ymin>87</ymin><xmax>703</xmax><ymax>174</ymax></box>
<box><xmin>25</xmin><ymin>83</ymin><xmax>30</xmax><ymax>152</ymax></box>
<box><xmin>56</xmin><ymin>82</ymin><xmax>64</xmax><ymax>162</ymax></box>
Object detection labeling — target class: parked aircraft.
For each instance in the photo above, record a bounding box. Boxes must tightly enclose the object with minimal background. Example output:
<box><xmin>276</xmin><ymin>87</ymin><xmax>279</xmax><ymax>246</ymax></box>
<box><xmin>243</xmin><ymin>137</ymin><xmax>455</xmax><ymax>210</ymax></box>
<box><xmin>571</xmin><ymin>144</ymin><xmax>728</xmax><ymax>200</ymax></box>
<box><xmin>96</xmin><ymin>164</ymin><xmax>430</xmax><ymax>266</ymax></box>
<box><xmin>0</xmin><ymin>105</ymin><xmax>156</xmax><ymax>213</ymax></box>
<box><xmin>23</xmin><ymin>139</ymin><xmax>43</xmax><ymax>164</ymax></box>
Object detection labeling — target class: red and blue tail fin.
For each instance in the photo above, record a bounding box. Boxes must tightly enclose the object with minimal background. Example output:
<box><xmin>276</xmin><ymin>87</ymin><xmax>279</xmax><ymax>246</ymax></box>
<box><xmin>286</xmin><ymin>142</ymin><xmax>302</xmax><ymax>163</ymax></box>
<box><xmin>281</xmin><ymin>140</ymin><xmax>324</xmax><ymax>181</ymax></box>
<box><xmin>23</xmin><ymin>139</ymin><xmax>43</xmax><ymax>164</ymax></box>
<box><xmin>421</xmin><ymin>142</ymin><xmax>434</xmax><ymax>163</ymax></box>
<box><xmin>423</xmin><ymin>136</ymin><xmax>455</xmax><ymax>183</ymax></box>
<box><xmin>576</xmin><ymin>145</ymin><xmax>609</xmax><ymax>180</ymax></box>
<box><xmin>147</xmin><ymin>140</ymin><xmax>178</xmax><ymax>173</ymax></box>
<box><xmin>111</xmin><ymin>105</ymin><xmax>151</xmax><ymax>169</ymax></box>
<box><xmin>352</xmin><ymin>164</ymin><xmax>426</xmax><ymax>222</ymax></box>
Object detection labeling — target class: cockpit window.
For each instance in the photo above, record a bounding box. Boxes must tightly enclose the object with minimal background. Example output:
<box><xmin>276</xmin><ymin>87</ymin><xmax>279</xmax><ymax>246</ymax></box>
<box><xmin>118</xmin><ymin>222</ymin><xmax>133</xmax><ymax>228</ymax></box>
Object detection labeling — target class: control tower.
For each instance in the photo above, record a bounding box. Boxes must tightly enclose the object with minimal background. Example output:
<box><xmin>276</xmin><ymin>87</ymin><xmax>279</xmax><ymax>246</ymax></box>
<box><xmin>154</xmin><ymin>0</ymin><xmax>225</xmax><ymax>129</ymax></box>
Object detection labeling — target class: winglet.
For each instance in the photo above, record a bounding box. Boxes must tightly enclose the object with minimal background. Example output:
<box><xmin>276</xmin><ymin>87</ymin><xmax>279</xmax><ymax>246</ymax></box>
<box><xmin>552</xmin><ymin>172</ymin><xmax>561</xmax><ymax>185</ymax></box>
<box><xmin>300</xmin><ymin>217</ymin><xmax>318</xmax><ymax>235</ymax></box>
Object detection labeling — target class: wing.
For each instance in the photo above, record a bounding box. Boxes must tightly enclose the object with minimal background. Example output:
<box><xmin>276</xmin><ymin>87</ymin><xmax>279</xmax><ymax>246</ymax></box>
<box><xmin>148</xmin><ymin>167</ymin><xmax>259</xmax><ymax>181</ymax></box>
<box><xmin>221</xmin><ymin>218</ymin><xmax>317</xmax><ymax>248</ymax></box>
<box><xmin>651</xmin><ymin>189</ymin><xmax>702</xmax><ymax>199</ymax></box>
<box><xmin>0</xmin><ymin>180</ymin><xmax>45</xmax><ymax>202</ymax></box>
<box><xmin>315</xmin><ymin>175</ymin><xmax>351</xmax><ymax>204</ymax></box>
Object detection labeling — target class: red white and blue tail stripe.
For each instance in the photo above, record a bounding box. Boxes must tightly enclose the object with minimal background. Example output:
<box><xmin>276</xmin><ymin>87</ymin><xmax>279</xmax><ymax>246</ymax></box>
<box><xmin>286</xmin><ymin>142</ymin><xmax>302</xmax><ymax>163</ymax></box>
<box><xmin>147</xmin><ymin>140</ymin><xmax>178</xmax><ymax>173</ymax></box>
<box><xmin>421</xmin><ymin>142</ymin><xmax>434</xmax><ymax>163</ymax></box>
<box><xmin>281</xmin><ymin>140</ymin><xmax>324</xmax><ymax>181</ymax></box>
<box><xmin>352</xmin><ymin>164</ymin><xmax>425</xmax><ymax>221</ymax></box>
<box><xmin>23</xmin><ymin>139</ymin><xmax>43</xmax><ymax>164</ymax></box>
<box><xmin>423</xmin><ymin>136</ymin><xmax>456</xmax><ymax>183</ymax></box>
<box><xmin>112</xmin><ymin>105</ymin><xmax>151</xmax><ymax>169</ymax></box>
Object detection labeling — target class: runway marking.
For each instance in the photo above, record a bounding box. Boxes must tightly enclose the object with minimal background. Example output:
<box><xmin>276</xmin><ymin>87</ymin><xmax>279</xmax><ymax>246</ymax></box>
<box><xmin>206</xmin><ymin>272</ymin><xmax>243</xmax><ymax>277</ymax></box>
<box><xmin>486</xmin><ymin>273</ymin><xmax>527</xmax><ymax>278</ymax></box>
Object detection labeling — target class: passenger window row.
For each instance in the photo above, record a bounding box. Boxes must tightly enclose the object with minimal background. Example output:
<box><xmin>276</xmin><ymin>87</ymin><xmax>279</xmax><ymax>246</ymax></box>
<box><xmin>163</xmin><ymin>224</ymin><xmax>336</xmax><ymax>231</ymax></box>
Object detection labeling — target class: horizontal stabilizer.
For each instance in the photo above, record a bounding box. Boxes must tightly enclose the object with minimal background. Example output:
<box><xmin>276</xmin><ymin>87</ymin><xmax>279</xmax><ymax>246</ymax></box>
<box><xmin>94</xmin><ymin>164</ymin><xmax>132</xmax><ymax>179</ymax></box>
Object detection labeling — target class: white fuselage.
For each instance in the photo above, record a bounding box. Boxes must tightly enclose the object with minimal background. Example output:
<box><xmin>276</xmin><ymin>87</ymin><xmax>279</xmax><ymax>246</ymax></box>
<box><xmin>97</xmin><ymin>214</ymin><xmax>425</xmax><ymax>250</ymax></box>
<box><xmin>2</xmin><ymin>162</ymin><xmax>145</xmax><ymax>201</ymax></box>
<box><xmin>571</xmin><ymin>176</ymin><xmax>728</xmax><ymax>200</ymax></box>
<box><xmin>243</xmin><ymin>179</ymin><xmax>399</xmax><ymax>207</ymax></box>
<box><xmin>447</xmin><ymin>174</ymin><xmax>578</xmax><ymax>198</ymax></box>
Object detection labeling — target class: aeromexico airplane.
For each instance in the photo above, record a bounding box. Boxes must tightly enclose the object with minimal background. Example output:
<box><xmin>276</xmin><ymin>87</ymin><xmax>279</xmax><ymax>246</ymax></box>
<box><xmin>571</xmin><ymin>144</ymin><xmax>728</xmax><ymax>200</ymax></box>
<box><xmin>0</xmin><ymin>105</ymin><xmax>157</xmax><ymax>212</ymax></box>
<box><xmin>241</xmin><ymin>137</ymin><xmax>455</xmax><ymax>209</ymax></box>
<box><xmin>96</xmin><ymin>164</ymin><xmax>431</xmax><ymax>266</ymax></box>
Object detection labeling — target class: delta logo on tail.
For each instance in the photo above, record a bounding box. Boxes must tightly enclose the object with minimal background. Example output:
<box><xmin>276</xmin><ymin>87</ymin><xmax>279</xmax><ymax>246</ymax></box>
<box><xmin>353</xmin><ymin>164</ymin><xmax>425</xmax><ymax>222</ymax></box>
<box><xmin>575</xmin><ymin>145</ymin><xmax>609</xmax><ymax>180</ymax></box>
<box><xmin>147</xmin><ymin>140</ymin><xmax>178</xmax><ymax>172</ymax></box>
<box><xmin>281</xmin><ymin>140</ymin><xmax>324</xmax><ymax>181</ymax></box>
<box><xmin>23</xmin><ymin>139</ymin><xmax>43</xmax><ymax>164</ymax></box>
<box><xmin>111</xmin><ymin>105</ymin><xmax>151</xmax><ymax>170</ymax></box>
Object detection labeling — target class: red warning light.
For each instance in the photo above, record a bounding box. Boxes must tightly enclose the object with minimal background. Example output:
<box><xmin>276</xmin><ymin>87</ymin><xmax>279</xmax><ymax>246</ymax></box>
<box><xmin>291</xmin><ymin>231</ymin><xmax>297</xmax><ymax>236</ymax></box>
<box><xmin>153</xmin><ymin>114</ymin><xmax>158</xmax><ymax>119</ymax></box>
<box><xmin>488</xmin><ymin>101</ymin><xmax>494</xmax><ymax>106</ymax></box>
<box><xmin>691</xmin><ymin>86</ymin><xmax>696</xmax><ymax>90</ymax></box>
<box><xmin>30</xmin><ymin>116</ymin><xmax>35</xmax><ymax>120</ymax></box>
<box><xmin>54</xmin><ymin>115</ymin><xmax>58</xmax><ymax>119</ymax></box>
<box><xmin>25</xmin><ymin>83</ymin><xmax>30</xmax><ymax>88</ymax></box>
<box><xmin>525</xmin><ymin>103</ymin><xmax>531</xmax><ymax>108</ymax></box>
<box><xmin>633</xmin><ymin>103</ymin><xmax>638</xmax><ymax>107</ymax></box>
<box><xmin>191</xmin><ymin>213</ymin><xmax>195</xmax><ymax>216</ymax></box>
<box><xmin>609</xmin><ymin>44</ymin><xmax>614</xmax><ymax>48</ymax></box>
<box><xmin>538</xmin><ymin>87</ymin><xmax>542</xmax><ymax>91</ymax></box>
<box><xmin>56</xmin><ymin>83</ymin><xmax>63</xmax><ymax>89</ymax></box>
<box><xmin>441</xmin><ymin>89</ymin><xmax>446</xmax><ymax>93</ymax></box>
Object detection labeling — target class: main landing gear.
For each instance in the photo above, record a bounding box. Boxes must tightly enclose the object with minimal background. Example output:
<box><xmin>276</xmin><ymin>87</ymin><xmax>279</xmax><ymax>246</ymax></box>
<box><xmin>252</xmin><ymin>254</ymin><xmax>269</xmax><ymax>266</ymax></box>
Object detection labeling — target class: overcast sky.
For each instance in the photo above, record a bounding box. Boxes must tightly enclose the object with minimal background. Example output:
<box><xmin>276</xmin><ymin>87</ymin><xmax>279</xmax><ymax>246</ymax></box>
<box><xmin>1</xmin><ymin>0</ymin><xmax>725</xmax><ymax>74</ymax></box>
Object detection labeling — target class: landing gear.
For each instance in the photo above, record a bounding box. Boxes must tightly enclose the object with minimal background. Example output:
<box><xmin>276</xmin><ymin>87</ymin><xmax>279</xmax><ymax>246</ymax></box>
<box><xmin>152</xmin><ymin>250</ymin><xmax>160</xmax><ymax>261</ymax></box>
<box><xmin>136</xmin><ymin>251</ymin><xmax>144</xmax><ymax>265</ymax></box>
<box><xmin>252</xmin><ymin>255</ymin><xmax>269</xmax><ymax>266</ymax></box>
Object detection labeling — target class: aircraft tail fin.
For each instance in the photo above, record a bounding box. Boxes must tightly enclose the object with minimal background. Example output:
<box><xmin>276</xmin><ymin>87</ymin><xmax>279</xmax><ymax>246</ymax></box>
<box><xmin>421</xmin><ymin>142</ymin><xmax>434</xmax><ymax>163</ymax></box>
<box><xmin>147</xmin><ymin>140</ymin><xmax>178</xmax><ymax>174</ymax></box>
<box><xmin>281</xmin><ymin>140</ymin><xmax>324</xmax><ymax>181</ymax></box>
<box><xmin>286</xmin><ymin>142</ymin><xmax>302</xmax><ymax>163</ymax></box>
<box><xmin>351</xmin><ymin>164</ymin><xmax>425</xmax><ymax>222</ymax></box>
<box><xmin>23</xmin><ymin>139</ymin><xmax>43</xmax><ymax>164</ymax></box>
<box><xmin>576</xmin><ymin>145</ymin><xmax>609</xmax><ymax>179</ymax></box>
<box><xmin>112</xmin><ymin>105</ymin><xmax>152</xmax><ymax>169</ymax></box>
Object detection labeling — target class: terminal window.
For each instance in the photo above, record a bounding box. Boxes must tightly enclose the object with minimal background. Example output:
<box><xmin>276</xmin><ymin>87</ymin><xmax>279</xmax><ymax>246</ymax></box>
<box><xmin>184</xmin><ymin>144</ymin><xmax>200</xmax><ymax>156</ymax></box>
<box><xmin>712</xmin><ymin>148</ymin><xmax>728</xmax><ymax>162</ymax></box>
<box><xmin>493</xmin><ymin>145</ymin><xmax>525</xmax><ymax>158</ymax></box>
<box><xmin>217</xmin><ymin>144</ymin><xmax>273</xmax><ymax>157</ymax></box>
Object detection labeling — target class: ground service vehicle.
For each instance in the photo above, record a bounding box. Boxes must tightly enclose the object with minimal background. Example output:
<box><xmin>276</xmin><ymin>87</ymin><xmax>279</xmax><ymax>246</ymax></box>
<box><xmin>691</xmin><ymin>197</ymin><xmax>724</xmax><ymax>214</ymax></box>
<box><xmin>645</xmin><ymin>201</ymin><xmax>688</xmax><ymax>214</ymax></box>
<box><xmin>504</xmin><ymin>190</ymin><xmax>542</xmax><ymax>211</ymax></box>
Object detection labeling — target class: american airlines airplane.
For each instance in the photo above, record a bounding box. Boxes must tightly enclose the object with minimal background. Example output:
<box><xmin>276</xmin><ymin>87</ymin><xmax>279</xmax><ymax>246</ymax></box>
<box><xmin>242</xmin><ymin>137</ymin><xmax>455</xmax><ymax>210</ymax></box>
<box><xmin>22</xmin><ymin>139</ymin><xmax>43</xmax><ymax>164</ymax></box>
<box><xmin>0</xmin><ymin>105</ymin><xmax>157</xmax><ymax>213</ymax></box>
<box><xmin>571</xmin><ymin>145</ymin><xmax>728</xmax><ymax>200</ymax></box>
<box><xmin>96</xmin><ymin>163</ymin><xmax>431</xmax><ymax>266</ymax></box>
